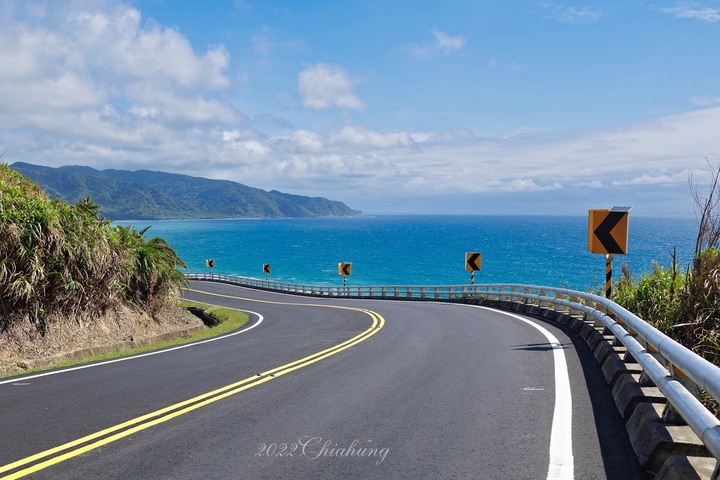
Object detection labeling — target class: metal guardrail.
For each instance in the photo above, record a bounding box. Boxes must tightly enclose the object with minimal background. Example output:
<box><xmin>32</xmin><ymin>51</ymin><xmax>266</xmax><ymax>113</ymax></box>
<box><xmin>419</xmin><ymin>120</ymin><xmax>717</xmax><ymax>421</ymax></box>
<box><xmin>187</xmin><ymin>272</ymin><xmax>720</xmax><ymax>465</ymax></box>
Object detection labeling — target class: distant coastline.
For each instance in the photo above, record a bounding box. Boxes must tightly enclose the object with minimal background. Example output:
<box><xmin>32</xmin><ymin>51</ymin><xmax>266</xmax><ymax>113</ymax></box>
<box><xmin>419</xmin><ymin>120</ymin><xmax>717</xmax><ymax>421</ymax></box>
<box><xmin>10</xmin><ymin>162</ymin><xmax>360</xmax><ymax>221</ymax></box>
<box><xmin>113</xmin><ymin>212</ymin><xmax>695</xmax><ymax>223</ymax></box>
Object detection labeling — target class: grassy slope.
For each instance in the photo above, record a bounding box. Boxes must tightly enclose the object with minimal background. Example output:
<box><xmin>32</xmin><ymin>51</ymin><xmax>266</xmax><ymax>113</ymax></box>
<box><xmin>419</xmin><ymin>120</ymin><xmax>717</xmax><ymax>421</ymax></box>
<box><xmin>1</xmin><ymin>301</ymin><xmax>249</xmax><ymax>378</ymax></box>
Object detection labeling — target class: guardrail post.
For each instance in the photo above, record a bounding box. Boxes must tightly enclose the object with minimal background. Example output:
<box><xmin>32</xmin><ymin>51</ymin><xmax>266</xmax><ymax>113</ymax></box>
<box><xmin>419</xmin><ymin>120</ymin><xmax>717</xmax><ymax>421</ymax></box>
<box><xmin>539</xmin><ymin>290</ymin><xmax>549</xmax><ymax>308</ymax></box>
<box><xmin>661</xmin><ymin>364</ymin><xmax>699</xmax><ymax>425</ymax></box>
<box><xmin>636</xmin><ymin>339</ymin><xmax>659</xmax><ymax>388</ymax></box>
<box><xmin>569</xmin><ymin>296</ymin><xmax>582</xmax><ymax>317</ymax></box>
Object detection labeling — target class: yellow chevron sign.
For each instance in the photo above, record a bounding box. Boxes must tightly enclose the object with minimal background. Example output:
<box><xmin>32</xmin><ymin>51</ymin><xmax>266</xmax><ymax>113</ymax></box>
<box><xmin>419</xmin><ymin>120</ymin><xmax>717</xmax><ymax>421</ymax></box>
<box><xmin>263</xmin><ymin>264</ymin><xmax>271</xmax><ymax>274</ymax></box>
<box><xmin>338</xmin><ymin>262</ymin><xmax>352</xmax><ymax>276</ymax></box>
<box><xmin>588</xmin><ymin>209</ymin><xmax>629</xmax><ymax>255</ymax></box>
<box><xmin>465</xmin><ymin>252</ymin><xmax>482</xmax><ymax>271</ymax></box>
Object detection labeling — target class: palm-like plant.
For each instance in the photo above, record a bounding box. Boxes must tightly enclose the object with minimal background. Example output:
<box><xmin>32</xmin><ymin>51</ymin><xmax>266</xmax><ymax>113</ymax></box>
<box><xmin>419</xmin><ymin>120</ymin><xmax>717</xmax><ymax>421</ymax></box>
<box><xmin>1</xmin><ymin>164</ymin><xmax>188</xmax><ymax>332</ymax></box>
<box><xmin>121</xmin><ymin>226</ymin><xmax>189</xmax><ymax>314</ymax></box>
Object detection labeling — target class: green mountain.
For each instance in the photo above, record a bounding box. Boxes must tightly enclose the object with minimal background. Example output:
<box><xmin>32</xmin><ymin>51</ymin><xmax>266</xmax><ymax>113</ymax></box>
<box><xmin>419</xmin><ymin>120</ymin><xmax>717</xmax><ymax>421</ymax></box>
<box><xmin>10</xmin><ymin>162</ymin><xmax>360</xmax><ymax>220</ymax></box>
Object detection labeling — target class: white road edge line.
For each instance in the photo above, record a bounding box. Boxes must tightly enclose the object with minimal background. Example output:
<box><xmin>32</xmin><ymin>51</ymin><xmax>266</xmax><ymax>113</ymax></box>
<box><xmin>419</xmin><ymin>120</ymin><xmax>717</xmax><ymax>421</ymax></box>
<box><xmin>0</xmin><ymin>309</ymin><xmax>264</xmax><ymax>386</ymax></box>
<box><xmin>468</xmin><ymin>305</ymin><xmax>574</xmax><ymax>480</ymax></box>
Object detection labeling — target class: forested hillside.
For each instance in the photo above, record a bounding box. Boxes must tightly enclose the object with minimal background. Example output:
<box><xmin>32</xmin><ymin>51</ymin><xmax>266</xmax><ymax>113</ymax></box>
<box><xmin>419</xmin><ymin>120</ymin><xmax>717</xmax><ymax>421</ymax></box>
<box><xmin>11</xmin><ymin>162</ymin><xmax>360</xmax><ymax>220</ymax></box>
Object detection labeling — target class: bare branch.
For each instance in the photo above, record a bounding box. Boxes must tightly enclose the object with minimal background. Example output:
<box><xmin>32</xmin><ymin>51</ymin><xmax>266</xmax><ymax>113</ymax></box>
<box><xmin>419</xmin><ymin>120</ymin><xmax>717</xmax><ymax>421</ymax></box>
<box><xmin>690</xmin><ymin>158</ymin><xmax>720</xmax><ymax>265</ymax></box>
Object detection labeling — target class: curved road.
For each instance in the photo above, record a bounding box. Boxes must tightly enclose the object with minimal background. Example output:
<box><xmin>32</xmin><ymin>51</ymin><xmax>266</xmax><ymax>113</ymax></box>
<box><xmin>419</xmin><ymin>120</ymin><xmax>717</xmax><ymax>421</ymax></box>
<box><xmin>0</xmin><ymin>280</ymin><xmax>644</xmax><ymax>479</ymax></box>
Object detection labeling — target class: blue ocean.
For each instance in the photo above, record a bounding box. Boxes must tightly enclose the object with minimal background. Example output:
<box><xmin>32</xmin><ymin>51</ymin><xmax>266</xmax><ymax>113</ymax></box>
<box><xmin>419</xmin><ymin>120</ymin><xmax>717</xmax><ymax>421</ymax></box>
<box><xmin>117</xmin><ymin>216</ymin><xmax>697</xmax><ymax>292</ymax></box>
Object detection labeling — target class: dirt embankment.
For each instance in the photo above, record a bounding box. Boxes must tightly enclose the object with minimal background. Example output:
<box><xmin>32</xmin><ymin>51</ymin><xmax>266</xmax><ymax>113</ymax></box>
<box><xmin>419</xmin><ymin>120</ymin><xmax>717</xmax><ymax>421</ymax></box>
<box><xmin>0</xmin><ymin>303</ymin><xmax>203</xmax><ymax>377</ymax></box>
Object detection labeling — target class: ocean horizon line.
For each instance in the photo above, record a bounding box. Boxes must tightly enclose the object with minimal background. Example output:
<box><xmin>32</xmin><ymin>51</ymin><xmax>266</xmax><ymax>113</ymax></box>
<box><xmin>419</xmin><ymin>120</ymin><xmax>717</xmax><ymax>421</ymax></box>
<box><xmin>112</xmin><ymin>211</ymin><xmax>695</xmax><ymax>223</ymax></box>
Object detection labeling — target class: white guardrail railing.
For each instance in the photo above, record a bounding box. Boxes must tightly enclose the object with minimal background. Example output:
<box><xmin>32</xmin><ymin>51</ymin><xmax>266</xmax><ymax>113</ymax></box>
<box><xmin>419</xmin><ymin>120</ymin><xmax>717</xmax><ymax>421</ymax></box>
<box><xmin>187</xmin><ymin>272</ymin><xmax>720</xmax><ymax>465</ymax></box>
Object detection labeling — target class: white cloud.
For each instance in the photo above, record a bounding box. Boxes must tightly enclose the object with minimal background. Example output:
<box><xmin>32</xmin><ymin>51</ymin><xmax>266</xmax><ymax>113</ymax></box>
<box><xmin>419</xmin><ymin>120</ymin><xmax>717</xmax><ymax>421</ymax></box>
<box><xmin>291</xmin><ymin>130</ymin><xmax>323</xmax><ymax>152</ymax></box>
<box><xmin>234</xmin><ymin>140</ymin><xmax>270</xmax><ymax>156</ymax></box>
<box><xmin>0</xmin><ymin>3</ymin><xmax>233</xmax><ymax>121</ymax></box>
<box><xmin>431</xmin><ymin>29</ymin><xmax>466</xmax><ymax>54</ymax></box>
<box><xmin>124</xmin><ymin>85</ymin><xmax>240</xmax><ymax>124</ymax></box>
<box><xmin>274</xmin><ymin>107</ymin><xmax>719</xmax><ymax>199</ymax></box>
<box><xmin>612</xmin><ymin>172</ymin><xmax>690</xmax><ymax>186</ymax></box>
<box><xmin>409</xmin><ymin>29</ymin><xmax>466</xmax><ymax>58</ymax></box>
<box><xmin>0</xmin><ymin>1</ymin><xmax>246</xmax><ymax>164</ymax></box>
<box><xmin>660</xmin><ymin>3</ymin><xmax>720</xmax><ymax>22</ymax></box>
<box><xmin>64</xmin><ymin>7</ymin><xmax>230</xmax><ymax>90</ymax></box>
<box><xmin>251</xmin><ymin>31</ymin><xmax>306</xmax><ymax>56</ymax></box>
<box><xmin>1</xmin><ymin>73</ymin><xmax>104</xmax><ymax>113</ymax></box>
<box><xmin>297</xmin><ymin>63</ymin><xmax>365</xmax><ymax>110</ymax></box>
<box><xmin>540</xmin><ymin>2</ymin><xmax>603</xmax><ymax>24</ymax></box>
<box><xmin>330</xmin><ymin>126</ymin><xmax>415</xmax><ymax>150</ymax></box>
<box><xmin>578</xmin><ymin>180</ymin><xmax>606</xmax><ymax>189</ymax></box>
<box><xmin>220</xmin><ymin>129</ymin><xmax>268</xmax><ymax>156</ymax></box>
<box><xmin>502</xmin><ymin>179</ymin><xmax>563</xmax><ymax>192</ymax></box>
<box><xmin>130</xmin><ymin>106</ymin><xmax>160</xmax><ymax>118</ymax></box>
<box><xmin>692</xmin><ymin>95</ymin><xmax>720</xmax><ymax>106</ymax></box>
<box><xmin>222</xmin><ymin>130</ymin><xmax>243</xmax><ymax>142</ymax></box>
<box><xmin>0</xmin><ymin>1</ymin><xmax>247</xmax><ymax>176</ymax></box>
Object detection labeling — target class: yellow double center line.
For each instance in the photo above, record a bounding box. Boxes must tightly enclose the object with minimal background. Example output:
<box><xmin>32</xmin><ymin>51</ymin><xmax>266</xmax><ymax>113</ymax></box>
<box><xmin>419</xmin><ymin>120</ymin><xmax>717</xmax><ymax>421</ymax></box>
<box><xmin>0</xmin><ymin>288</ymin><xmax>385</xmax><ymax>479</ymax></box>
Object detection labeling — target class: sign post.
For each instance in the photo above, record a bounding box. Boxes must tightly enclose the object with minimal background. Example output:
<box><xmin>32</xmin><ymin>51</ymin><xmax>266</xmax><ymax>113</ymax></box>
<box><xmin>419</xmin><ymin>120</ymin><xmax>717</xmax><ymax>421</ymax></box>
<box><xmin>465</xmin><ymin>252</ymin><xmax>482</xmax><ymax>284</ymax></box>
<box><xmin>588</xmin><ymin>206</ymin><xmax>630</xmax><ymax>298</ymax></box>
<box><xmin>338</xmin><ymin>262</ymin><xmax>352</xmax><ymax>287</ymax></box>
<box><xmin>205</xmin><ymin>258</ymin><xmax>214</xmax><ymax>274</ymax></box>
<box><xmin>605</xmin><ymin>254</ymin><xmax>614</xmax><ymax>298</ymax></box>
<box><xmin>263</xmin><ymin>263</ymin><xmax>270</xmax><ymax>281</ymax></box>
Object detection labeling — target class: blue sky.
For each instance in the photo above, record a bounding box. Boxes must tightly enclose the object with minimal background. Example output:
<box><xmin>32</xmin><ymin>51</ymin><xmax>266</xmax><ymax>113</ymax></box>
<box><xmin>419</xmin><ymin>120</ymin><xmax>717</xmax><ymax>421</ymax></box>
<box><xmin>1</xmin><ymin>0</ymin><xmax>719</xmax><ymax>216</ymax></box>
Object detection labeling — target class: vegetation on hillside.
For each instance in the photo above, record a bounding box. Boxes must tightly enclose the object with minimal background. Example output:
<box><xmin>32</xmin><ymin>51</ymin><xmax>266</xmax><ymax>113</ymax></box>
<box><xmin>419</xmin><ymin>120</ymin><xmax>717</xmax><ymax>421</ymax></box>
<box><xmin>0</xmin><ymin>163</ymin><xmax>187</xmax><ymax>335</ymax></box>
<box><xmin>614</xmin><ymin>163</ymin><xmax>720</xmax><ymax>370</ymax></box>
<box><xmin>11</xmin><ymin>162</ymin><xmax>360</xmax><ymax>220</ymax></box>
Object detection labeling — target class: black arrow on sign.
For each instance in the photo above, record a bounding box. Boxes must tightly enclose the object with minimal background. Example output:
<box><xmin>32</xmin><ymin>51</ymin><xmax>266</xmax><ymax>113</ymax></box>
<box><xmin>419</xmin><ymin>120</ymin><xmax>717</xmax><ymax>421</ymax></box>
<box><xmin>466</xmin><ymin>253</ymin><xmax>481</xmax><ymax>271</ymax></box>
<box><xmin>263</xmin><ymin>264</ymin><xmax>270</xmax><ymax>273</ymax></box>
<box><xmin>594</xmin><ymin>211</ymin><xmax>625</xmax><ymax>254</ymax></box>
<box><xmin>341</xmin><ymin>263</ymin><xmax>351</xmax><ymax>275</ymax></box>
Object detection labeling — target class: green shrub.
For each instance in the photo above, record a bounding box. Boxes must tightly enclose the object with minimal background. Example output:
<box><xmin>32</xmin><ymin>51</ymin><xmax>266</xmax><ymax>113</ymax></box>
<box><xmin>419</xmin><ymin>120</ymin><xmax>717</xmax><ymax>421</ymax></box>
<box><xmin>675</xmin><ymin>248</ymin><xmax>720</xmax><ymax>365</ymax></box>
<box><xmin>0</xmin><ymin>164</ymin><xmax>187</xmax><ymax>333</ymax></box>
<box><xmin>614</xmin><ymin>261</ymin><xmax>686</xmax><ymax>334</ymax></box>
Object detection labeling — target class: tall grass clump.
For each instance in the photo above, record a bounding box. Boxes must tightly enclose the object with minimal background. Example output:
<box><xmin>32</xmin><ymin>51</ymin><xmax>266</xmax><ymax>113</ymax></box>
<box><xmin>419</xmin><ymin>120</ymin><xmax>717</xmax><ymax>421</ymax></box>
<box><xmin>0</xmin><ymin>164</ymin><xmax>187</xmax><ymax>334</ymax></box>
<box><xmin>675</xmin><ymin>248</ymin><xmax>720</xmax><ymax>365</ymax></box>
<box><xmin>614</xmin><ymin>161</ymin><xmax>720</xmax><ymax>369</ymax></box>
<box><xmin>614</xmin><ymin>257</ymin><xmax>686</xmax><ymax>334</ymax></box>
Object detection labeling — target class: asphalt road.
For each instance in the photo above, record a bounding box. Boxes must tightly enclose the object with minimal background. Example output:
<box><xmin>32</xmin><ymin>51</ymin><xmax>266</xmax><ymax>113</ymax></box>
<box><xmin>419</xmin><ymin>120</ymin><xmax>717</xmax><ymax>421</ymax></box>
<box><xmin>0</xmin><ymin>280</ymin><xmax>645</xmax><ymax>479</ymax></box>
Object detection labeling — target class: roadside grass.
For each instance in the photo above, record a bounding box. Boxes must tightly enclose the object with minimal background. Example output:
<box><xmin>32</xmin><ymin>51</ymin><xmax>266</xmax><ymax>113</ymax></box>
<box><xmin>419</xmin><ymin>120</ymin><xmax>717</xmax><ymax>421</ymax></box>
<box><xmin>1</xmin><ymin>301</ymin><xmax>249</xmax><ymax>379</ymax></box>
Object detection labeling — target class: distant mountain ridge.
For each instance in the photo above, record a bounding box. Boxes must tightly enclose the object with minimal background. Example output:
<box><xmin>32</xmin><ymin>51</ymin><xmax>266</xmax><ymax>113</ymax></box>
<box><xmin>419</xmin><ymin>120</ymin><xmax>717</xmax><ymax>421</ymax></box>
<box><xmin>10</xmin><ymin>162</ymin><xmax>360</xmax><ymax>220</ymax></box>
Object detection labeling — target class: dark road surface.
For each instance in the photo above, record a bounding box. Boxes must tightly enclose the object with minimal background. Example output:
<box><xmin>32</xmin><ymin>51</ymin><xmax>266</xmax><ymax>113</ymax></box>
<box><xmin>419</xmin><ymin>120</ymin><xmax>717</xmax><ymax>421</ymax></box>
<box><xmin>0</xmin><ymin>280</ymin><xmax>645</xmax><ymax>479</ymax></box>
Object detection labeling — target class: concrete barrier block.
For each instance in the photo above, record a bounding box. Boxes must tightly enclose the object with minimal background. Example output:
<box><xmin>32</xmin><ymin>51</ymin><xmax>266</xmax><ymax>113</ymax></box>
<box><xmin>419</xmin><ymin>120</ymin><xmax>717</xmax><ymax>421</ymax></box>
<box><xmin>581</xmin><ymin>323</ymin><xmax>604</xmax><ymax>342</ymax></box>
<box><xmin>594</xmin><ymin>340</ymin><xmax>623</xmax><ymax>365</ymax></box>
<box><xmin>568</xmin><ymin>316</ymin><xmax>586</xmax><ymax>332</ymax></box>
<box><xmin>577</xmin><ymin>321</ymin><xmax>594</xmax><ymax>339</ymax></box>
<box><xmin>612</xmin><ymin>373</ymin><xmax>666</xmax><ymax>420</ymax></box>
<box><xmin>602</xmin><ymin>355</ymin><xmax>644</xmax><ymax>388</ymax></box>
<box><xmin>555</xmin><ymin>312</ymin><xmax>573</xmax><ymax>326</ymax></box>
<box><xmin>627</xmin><ymin>403</ymin><xmax>711</xmax><ymax>474</ymax></box>
<box><xmin>498</xmin><ymin>300</ymin><xmax>514</xmax><ymax>311</ymax></box>
<box><xmin>656</xmin><ymin>456</ymin><xmax>718</xmax><ymax>480</ymax></box>
<box><xmin>585</xmin><ymin>328</ymin><xmax>605</xmax><ymax>351</ymax></box>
